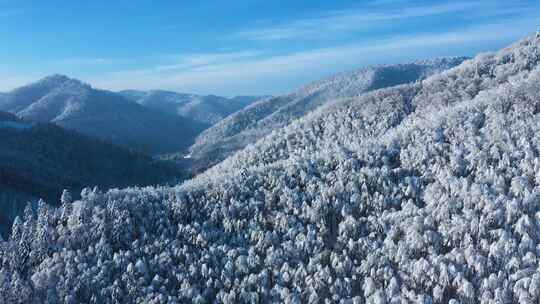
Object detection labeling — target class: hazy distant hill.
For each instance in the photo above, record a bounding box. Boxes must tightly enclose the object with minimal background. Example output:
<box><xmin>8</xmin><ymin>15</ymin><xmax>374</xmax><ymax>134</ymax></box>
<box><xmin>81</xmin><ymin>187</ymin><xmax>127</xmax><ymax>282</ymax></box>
<box><xmin>189</xmin><ymin>57</ymin><xmax>468</xmax><ymax>171</ymax></box>
<box><xmin>120</xmin><ymin>89</ymin><xmax>268</xmax><ymax>125</ymax></box>
<box><xmin>0</xmin><ymin>111</ymin><xmax>180</xmax><ymax>236</ymax></box>
<box><xmin>0</xmin><ymin>75</ymin><xmax>205</xmax><ymax>155</ymax></box>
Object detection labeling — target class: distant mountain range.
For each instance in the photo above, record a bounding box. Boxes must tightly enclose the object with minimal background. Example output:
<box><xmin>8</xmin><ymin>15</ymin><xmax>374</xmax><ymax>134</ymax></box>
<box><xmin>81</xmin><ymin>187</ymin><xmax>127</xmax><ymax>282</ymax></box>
<box><xmin>0</xmin><ymin>78</ymin><xmax>264</xmax><ymax>235</ymax></box>
<box><xmin>0</xmin><ymin>75</ymin><xmax>206</xmax><ymax>155</ymax></box>
<box><xmin>119</xmin><ymin>90</ymin><xmax>268</xmax><ymax>125</ymax></box>
<box><xmin>0</xmin><ymin>111</ymin><xmax>181</xmax><ymax>236</ymax></box>
<box><xmin>188</xmin><ymin>57</ymin><xmax>469</xmax><ymax>171</ymax></box>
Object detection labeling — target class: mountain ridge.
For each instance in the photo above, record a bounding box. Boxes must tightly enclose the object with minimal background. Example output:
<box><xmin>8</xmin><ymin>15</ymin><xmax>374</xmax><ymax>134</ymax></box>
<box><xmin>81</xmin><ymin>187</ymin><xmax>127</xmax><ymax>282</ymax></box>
<box><xmin>119</xmin><ymin>89</ymin><xmax>268</xmax><ymax>125</ymax></box>
<box><xmin>0</xmin><ymin>76</ymin><xmax>205</xmax><ymax>155</ymax></box>
<box><xmin>188</xmin><ymin>56</ymin><xmax>469</xmax><ymax>172</ymax></box>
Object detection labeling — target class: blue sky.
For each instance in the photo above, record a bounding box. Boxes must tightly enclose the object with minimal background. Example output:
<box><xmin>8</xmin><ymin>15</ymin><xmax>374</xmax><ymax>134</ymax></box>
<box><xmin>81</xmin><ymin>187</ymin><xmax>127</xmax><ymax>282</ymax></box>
<box><xmin>1</xmin><ymin>0</ymin><xmax>540</xmax><ymax>95</ymax></box>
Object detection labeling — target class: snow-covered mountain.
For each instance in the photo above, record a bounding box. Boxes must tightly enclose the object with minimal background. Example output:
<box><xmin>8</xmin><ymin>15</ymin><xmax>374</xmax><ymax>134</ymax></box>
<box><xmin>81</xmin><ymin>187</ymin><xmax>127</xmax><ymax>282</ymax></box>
<box><xmin>119</xmin><ymin>90</ymin><xmax>267</xmax><ymax>125</ymax></box>
<box><xmin>0</xmin><ymin>111</ymin><xmax>181</xmax><ymax>237</ymax></box>
<box><xmin>189</xmin><ymin>57</ymin><xmax>468</xmax><ymax>172</ymax></box>
<box><xmin>2</xmin><ymin>35</ymin><xmax>540</xmax><ymax>303</ymax></box>
<box><xmin>0</xmin><ymin>76</ymin><xmax>206</xmax><ymax>155</ymax></box>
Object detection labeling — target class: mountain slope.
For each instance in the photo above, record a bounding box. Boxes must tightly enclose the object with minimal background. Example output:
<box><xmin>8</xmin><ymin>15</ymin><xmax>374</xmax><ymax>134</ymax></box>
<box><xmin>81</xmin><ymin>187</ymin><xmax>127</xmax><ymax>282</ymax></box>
<box><xmin>189</xmin><ymin>57</ymin><xmax>468</xmax><ymax>171</ymax></box>
<box><xmin>1</xmin><ymin>36</ymin><xmax>540</xmax><ymax>303</ymax></box>
<box><xmin>0</xmin><ymin>111</ymin><xmax>180</xmax><ymax>236</ymax></box>
<box><xmin>0</xmin><ymin>111</ymin><xmax>20</xmax><ymax>123</ymax></box>
<box><xmin>0</xmin><ymin>76</ymin><xmax>205</xmax><ymax>155</ymax></box>
<box><xmin>119</xmin><ymin>90</ymin><xmax>267</xmax><ymax>125</ymax></box>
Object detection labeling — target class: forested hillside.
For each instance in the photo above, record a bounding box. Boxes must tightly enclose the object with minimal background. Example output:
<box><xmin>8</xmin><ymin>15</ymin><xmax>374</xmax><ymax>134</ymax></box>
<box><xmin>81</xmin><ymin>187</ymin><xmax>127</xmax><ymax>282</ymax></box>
<box><xmin>0</xmin><ymin>76</ymin><xmax>205</xmax><ymax>155</ymax></box>
<box><xmin>0</xmin><ymin>112</ymin><xmax>180</xmax><ymax>237</ymax></box>
<box><xmin>120</xmin><ymin>90</ymin><xmax>266</xmax><ymax>125</ymax></box>
<box><xmin>1</xmin><ymin>36</ymin><xmax>540</xmax><ymax>303</ymax></box>
<box><xmin>189</xmin><ymin>57</ymin><xmax>468</xmax><ymax>172</ymax></box>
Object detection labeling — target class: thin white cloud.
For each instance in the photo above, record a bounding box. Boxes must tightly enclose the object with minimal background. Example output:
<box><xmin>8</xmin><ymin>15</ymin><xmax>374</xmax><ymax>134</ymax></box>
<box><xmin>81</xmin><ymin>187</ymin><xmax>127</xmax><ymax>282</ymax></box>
<box><xmin>107</xmin><ymin>51</ymin><xmax>263</xmax><ymax>77</ymax></box>
<box><xmin>53</xmin><ymin>57</ymin><xmax>123</xmax><ymax>66</ymax></box>
<box><xmin>234</xmin><ymin>1</ymin><xmax>531</xmax><ymax>41</ymax></box>
<box><xmin>154</xmin><ymin>51</ymin><xmax>262</xmax><ymax>72</ymax></box>
<box><xmin>91</xmin><ymin>17</ymin><xmax>538</xmax><ymax>95</ymax></box>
